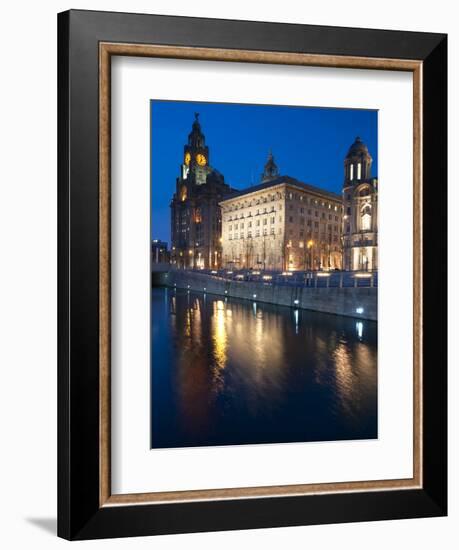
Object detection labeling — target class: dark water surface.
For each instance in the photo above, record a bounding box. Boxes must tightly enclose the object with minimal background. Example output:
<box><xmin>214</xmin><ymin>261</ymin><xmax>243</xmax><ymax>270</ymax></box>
<box><xmin>151</xmin><ymin>287</ymin><xmax>377</xmax><ymax>448</ymax></box>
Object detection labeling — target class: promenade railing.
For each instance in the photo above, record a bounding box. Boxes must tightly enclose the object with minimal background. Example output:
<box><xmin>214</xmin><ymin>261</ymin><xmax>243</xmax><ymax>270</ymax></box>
<box><xmin>186</xmin><ymin>268</ymin><xmax>378</xmax><ymax>288</ymax></box>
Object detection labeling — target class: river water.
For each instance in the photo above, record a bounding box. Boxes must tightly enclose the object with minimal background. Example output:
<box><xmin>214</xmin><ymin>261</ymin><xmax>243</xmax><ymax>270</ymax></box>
<box><xmin>151</xmin><ymin>286</ymin><xmax>377</xmax><ymax>448</ymax></box>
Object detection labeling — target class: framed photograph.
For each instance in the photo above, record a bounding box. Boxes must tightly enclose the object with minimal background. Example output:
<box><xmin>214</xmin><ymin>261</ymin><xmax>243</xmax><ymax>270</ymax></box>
<box><xmin>58</xmin><ymin>9</ymin><xmax>447</xmax><ymax>540</ymax></box>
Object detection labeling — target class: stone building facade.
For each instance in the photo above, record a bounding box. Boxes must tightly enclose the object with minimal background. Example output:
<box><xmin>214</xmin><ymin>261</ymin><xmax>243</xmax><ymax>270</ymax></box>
<box><xmin>220</xmin><ymin>154</ymin><xmax>343</xmax><ymax>271</ymax></box>
<box><xmin>151</xmin><ymin>239</ymin><xmax>169</xmax><ymax>264</ymax></box>
<box><xmin>170</xmin><ymin>114</ymin><xmax>234</xmax><ymax>269</ymax></box>
<box><xmin>342</xmin><ymin>137</ymin><xmax>378</xmax><ymax>271</ymax></box>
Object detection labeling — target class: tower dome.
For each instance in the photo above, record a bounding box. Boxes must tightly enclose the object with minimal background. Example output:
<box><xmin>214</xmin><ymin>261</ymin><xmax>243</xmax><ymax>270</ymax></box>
<box><xmin>343</xmin><ymin>136</ymin><xmax>372</xmax><ymax>186</ymax></box>
<box><xmin>346</xmin><ymin>136</ymin><xmax>370</xmax><ymax>158</ymax></box>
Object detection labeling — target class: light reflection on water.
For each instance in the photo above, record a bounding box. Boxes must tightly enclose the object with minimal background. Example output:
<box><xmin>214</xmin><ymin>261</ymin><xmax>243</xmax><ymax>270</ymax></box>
<box><xmin>151</xmin><ymin>287</ymin><xmax>377</xmax><ymax>449</ymax></box>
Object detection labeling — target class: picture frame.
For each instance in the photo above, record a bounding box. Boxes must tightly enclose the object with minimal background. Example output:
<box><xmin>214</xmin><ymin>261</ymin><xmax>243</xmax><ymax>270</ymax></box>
<box><xmin>57</xmin><ymin>9</ymin><xmax>447</xmax><ymax>540</ymax></box>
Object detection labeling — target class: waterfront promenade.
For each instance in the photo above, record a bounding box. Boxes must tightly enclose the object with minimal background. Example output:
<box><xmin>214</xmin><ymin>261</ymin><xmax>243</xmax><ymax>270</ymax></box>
<box><xmin>152</xmin><ymin>267</ymin><xmax>378</xmax><ymax>321</ymax></box>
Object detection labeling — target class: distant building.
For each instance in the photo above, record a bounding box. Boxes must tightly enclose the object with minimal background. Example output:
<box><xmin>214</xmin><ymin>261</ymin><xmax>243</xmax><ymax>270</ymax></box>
<box><xmin>151</xmin><ymin>239</ymin><xmax>169</xmax><ymax>264</ymax></box>
<box><xmin>220</xmin><ymin>153</ymin><xmax>343</xmax><ymax>271</ymax></box>
<box><xmin>170</xmin><ymin>114</ymin><xmax>234</xmax><ymax>269</ymax></box>
<box><xmin>342</xmin><ymin>137</ymin><xmax>378</xmax><ymax>271</ymax></box>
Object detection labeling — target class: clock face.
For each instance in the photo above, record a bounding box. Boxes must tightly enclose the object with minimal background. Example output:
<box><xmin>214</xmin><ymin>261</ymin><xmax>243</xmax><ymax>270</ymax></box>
<box><xmin>184</xmin><ymin>152</ymin><xmax>191</xmax><ymax>166</ymax></box>
<box><xmin>196</xmin><ymin>153</ymin><xmax>207</xmax><ymax>166</ymax></box>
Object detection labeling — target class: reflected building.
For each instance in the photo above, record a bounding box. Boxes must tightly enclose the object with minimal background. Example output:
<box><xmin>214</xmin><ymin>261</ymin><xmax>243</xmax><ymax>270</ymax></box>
<box><xmin>152</xmin><ymin>287</ymin><xmax>377</xmax><ymax>448</ymax></box>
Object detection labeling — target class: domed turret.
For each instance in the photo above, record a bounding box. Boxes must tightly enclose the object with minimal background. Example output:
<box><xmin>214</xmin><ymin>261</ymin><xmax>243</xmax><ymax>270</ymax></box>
<box><xmin>346</xmin><ymin>136</ymin><xmax>369</xmax><ymax>157</ymax></box>
<box><xmin>343</xmin><ymin>136</ymin><xmax>372</xmax><ymax>186</ymax></box>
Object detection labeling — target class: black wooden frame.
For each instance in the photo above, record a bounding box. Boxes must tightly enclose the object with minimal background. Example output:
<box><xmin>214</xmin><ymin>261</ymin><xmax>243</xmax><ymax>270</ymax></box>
<box><xmin>58</xmin><ymin>9</ymin><xmax>447</xmax><ymax>540</ymax></box>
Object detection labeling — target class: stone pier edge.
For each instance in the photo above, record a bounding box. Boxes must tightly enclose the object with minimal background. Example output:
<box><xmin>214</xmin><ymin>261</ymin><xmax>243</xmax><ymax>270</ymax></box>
<box><xmin>153</xmin><ymin>270</ymin><xmax>377</xmax><ymax>322</ymax></box>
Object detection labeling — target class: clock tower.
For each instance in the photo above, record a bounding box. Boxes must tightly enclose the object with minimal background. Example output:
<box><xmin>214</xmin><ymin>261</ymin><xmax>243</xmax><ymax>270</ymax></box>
<box><xmin>171</xmin><ymin>113</ymin><xmax>234</xmax><ymax>269</ymax></box>
<box><xmin>181</xmin><ymin>113</ymin><xmax>211</xmax><ymax>185</ymax></box>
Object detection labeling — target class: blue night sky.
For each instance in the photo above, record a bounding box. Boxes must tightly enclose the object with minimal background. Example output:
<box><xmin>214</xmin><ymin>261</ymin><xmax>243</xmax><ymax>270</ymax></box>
<box><xmin>151</xmin><ymin>100</ymin><xmax>378</xmax><ymax>245</ymax></box>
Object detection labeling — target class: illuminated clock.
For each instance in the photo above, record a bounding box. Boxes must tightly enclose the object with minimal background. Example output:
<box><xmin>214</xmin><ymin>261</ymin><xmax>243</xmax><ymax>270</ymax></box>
<box><xmin>184</xmin><ymin>152</ymin><xmax>191</xmax><ymax>166</ymax></box>
<box><xmin>196</xmin><ymin>153</ymin><xmax>207</xmax><ymax>166</ymax></box>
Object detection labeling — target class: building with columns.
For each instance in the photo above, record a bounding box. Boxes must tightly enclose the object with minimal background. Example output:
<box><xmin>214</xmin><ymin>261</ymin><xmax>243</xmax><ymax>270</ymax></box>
<box><xmin>170</xmin><ymin>114</ymin><xmax>235</xmax><ymax>269</ymax></box>
<box><xmin>342</xmin><ymin>137</ymin><xmax>378</xmax><ymax>271</ymax></box>
<box><xmin>220</xmin><ymin>153</ymin><xmax>343</xmax><ymax>271</ymax></box>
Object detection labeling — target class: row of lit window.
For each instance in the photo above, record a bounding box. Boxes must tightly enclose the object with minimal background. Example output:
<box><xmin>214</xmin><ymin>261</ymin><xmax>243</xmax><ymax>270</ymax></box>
<box><xmin>229</xmin><ymin>217</ymin><xmax>279</xmax><ymax>231</ymax></box>
<box><xmin>287</xmin><ymin>205</ymin><xmax>341</xmax><ymax>220</ymax></box>
<box><xmin>287</xmin><ymin>193</ymin><xmax>340</xmax><ymax>211</ymax></box>
<box><xmin>225</xmin><ymin>193</ymin><xmax>282</xmax><ymax>211</ymax></box>
<box><xmin>229</xmin><ymin>227</ymin><xmax>278</xmax><ymax>239</ymax></box>
<box><xmin>226</xmin><ymin>205</ymin><xmax>279</xmax><ymax>221</ymax></box>
<box><xmin>224</xmin><ymin>193</ymin><xmax>341</xmax><ymax>212</ymax></box>
<box><xmin>286</xmin><ymin>229</ymin><xmax>340</xmax><ymax>241</ymax></box>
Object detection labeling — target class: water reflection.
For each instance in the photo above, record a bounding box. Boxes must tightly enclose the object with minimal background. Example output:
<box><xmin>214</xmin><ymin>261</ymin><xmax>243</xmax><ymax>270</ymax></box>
<box><xmin>151</xmin><ymin>287</ymin><xmax>377</xmax><ymax>448</ymax></box>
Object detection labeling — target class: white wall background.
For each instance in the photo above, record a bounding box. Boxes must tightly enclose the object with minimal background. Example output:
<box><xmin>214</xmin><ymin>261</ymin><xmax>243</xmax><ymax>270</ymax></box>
<box><xmin>0</xmin><ymin>1</ymin><xmax>456</xmax><ymax>548</ymax></box>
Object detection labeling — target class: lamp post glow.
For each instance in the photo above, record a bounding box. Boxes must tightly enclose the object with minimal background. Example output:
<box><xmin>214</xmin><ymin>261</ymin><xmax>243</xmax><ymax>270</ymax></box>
<box><xmin>307</xmin><ymin>239</ymin><xmax>314</xmax><ymax>271</ymax></box>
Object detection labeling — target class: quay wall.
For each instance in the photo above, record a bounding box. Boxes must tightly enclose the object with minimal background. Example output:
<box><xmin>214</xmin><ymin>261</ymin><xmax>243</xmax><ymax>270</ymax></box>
<box><xmin>154</xmin><ymin>270</ymin><xmax>377</xmax><ymax>321</ymax></box>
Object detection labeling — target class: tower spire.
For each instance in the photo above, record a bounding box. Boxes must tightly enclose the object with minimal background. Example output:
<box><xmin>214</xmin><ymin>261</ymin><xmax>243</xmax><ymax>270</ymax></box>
<box><xmin>188</xmin><ymin>112</ymin><xmax>206</xmax><ymax>149</ymax></box>
<box><xmin>261</xmin><ymin>150</ymin><xmax>279</xmax><ymax>182</ymax></box>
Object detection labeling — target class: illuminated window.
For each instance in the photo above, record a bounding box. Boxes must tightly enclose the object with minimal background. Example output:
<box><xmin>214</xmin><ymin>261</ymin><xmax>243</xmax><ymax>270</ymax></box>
<box><xmin>361</xmin><ymin>205</ymin><xmax>371</xmax><ymax>230</ymax></box>
<box><xmin>357</xmin><ymin>162</ymin><xmax>362</xmax><ymax>179</ymax></box>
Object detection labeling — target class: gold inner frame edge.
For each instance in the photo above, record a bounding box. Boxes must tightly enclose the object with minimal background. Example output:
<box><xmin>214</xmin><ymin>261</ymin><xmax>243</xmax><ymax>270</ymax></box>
<box><xmin>99</xmin><ymin>42</ymin><xmax>423</xmax><ymax>507</ymax></box>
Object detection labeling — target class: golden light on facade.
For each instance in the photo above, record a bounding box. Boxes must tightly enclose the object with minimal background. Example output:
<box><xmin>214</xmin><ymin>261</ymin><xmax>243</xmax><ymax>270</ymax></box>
<box><xmin>354</xmin><ymin>272</ymin><xmax>372</xmax><ymax>278</ymax></box>
<box><xmin>316</xmin><ymin>272</ymin><xmax>331</xmax><ymax>277</ymax></box>
<box><xmin>307</xmin><ymin>240</ymin><xmax>314</xmax><ymax>249</ymax></box>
